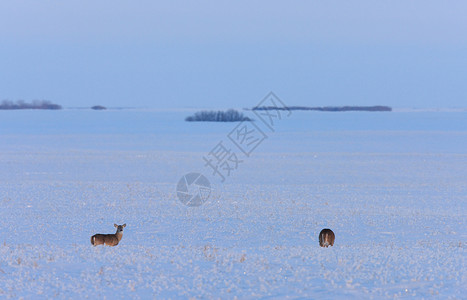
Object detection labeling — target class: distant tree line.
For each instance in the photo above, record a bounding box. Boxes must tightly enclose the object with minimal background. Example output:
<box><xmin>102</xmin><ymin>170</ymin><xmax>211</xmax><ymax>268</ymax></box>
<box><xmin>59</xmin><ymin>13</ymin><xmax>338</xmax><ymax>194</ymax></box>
<box><xmin>185</xmin><ymin>109</ymin><xmax>252</xmax><ymax>122</ymax></box>
<box><xmin>0</xmin><ymin>100</ymin><xmax>62</xmax><ymax>110</ymax></box>
<box><xmin>252</xmin><ymin>105</ymin><xmax>392</xmax><ymax>112</ymax></box>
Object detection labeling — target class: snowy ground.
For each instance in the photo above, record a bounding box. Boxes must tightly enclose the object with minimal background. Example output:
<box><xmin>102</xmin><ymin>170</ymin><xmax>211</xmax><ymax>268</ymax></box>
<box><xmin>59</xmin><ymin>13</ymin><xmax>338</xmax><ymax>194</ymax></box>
<box><xmin>0</xmin><ymin>110</ymin><xmax>466</xmax><ymax>298</ymax></box>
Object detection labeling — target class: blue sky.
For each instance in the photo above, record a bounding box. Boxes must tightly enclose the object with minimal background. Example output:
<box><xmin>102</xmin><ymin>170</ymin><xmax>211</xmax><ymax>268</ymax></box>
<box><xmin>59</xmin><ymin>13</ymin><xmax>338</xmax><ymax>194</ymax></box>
<box><xmin>1</xmin><ymin>1</ymin><xmax>466</xmax><ymax>109</ymax></box>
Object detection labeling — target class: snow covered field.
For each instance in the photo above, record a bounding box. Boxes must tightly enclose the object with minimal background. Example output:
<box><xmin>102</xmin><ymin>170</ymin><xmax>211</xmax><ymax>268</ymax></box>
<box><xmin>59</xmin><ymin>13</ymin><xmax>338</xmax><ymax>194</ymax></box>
<box><xmin>0</xmin><ymin>110</ymin><xmax>466</xmax><ymax>298</ymax></box>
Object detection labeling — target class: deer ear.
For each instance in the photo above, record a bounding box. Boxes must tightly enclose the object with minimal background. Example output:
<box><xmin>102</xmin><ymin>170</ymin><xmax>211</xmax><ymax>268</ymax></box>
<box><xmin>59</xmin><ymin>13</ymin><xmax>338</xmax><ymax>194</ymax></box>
<box><xmin>114</xmin><ymin>223</ymin><xmax>118</xmax><ymax>228</ymax></box>
<box><xmin>123</xmin><ymin>224</ymin><xmax>126</xmax><ymax>227</ymax></box>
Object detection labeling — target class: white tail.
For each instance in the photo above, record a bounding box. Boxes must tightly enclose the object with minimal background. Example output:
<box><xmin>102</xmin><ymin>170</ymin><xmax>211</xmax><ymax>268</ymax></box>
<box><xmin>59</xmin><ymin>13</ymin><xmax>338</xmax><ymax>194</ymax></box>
<box><xmin>319</xmin><ymin>228</ymin><xmax>335</xmax><ymax>247</ymax></box>
<box><xmin>91</xmin><ymin>224</ymin><xmax>126</xmax><ymax>246</ymax></box>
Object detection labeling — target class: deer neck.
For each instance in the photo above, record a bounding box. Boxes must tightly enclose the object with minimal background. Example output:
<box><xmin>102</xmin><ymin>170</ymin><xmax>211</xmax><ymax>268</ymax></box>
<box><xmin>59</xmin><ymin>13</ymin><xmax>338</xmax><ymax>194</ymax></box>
<box><xmin>115</xmin><ymin>230</ymin><xmax>123</xmax><ymax>241</ymax></box>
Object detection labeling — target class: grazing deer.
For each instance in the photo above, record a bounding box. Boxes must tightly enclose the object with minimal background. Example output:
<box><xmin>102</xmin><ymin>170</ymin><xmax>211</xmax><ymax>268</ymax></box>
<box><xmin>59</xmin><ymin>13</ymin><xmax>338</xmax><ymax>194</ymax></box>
<box><xmin>319</xmin><ymin>228</ymin><xmax>335</xmax><ymax>247</ymax></box>
<box><xmin>91</xmin><ymin>224</ymin><xmax>126</xmax><ymax>246</ymax></box>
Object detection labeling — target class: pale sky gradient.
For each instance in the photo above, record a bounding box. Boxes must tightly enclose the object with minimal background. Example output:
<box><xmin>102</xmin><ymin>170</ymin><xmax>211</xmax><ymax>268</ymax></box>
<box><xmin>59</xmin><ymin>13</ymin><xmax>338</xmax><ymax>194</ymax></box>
<box><xmin>1</xmin><ymin>1</ymin><xmax>466</xmax><ymax>109</ymax></box>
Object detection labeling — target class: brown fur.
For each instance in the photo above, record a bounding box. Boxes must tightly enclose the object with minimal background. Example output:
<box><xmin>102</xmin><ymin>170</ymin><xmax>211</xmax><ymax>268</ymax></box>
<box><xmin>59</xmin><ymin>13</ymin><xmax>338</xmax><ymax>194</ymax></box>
<box><xmin>319</xmin><ymin>228</ymin><xmax>335</xmax><ymax>247</ymax></box>
<box><xmin>91</xmin><ymin>224</ymin><xmax>126</xmax><ymax>246</ymax></box>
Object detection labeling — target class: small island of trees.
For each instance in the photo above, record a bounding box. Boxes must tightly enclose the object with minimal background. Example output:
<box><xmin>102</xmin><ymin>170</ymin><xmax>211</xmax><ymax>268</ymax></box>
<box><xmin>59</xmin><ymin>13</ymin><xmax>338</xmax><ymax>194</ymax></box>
<box><xmin>252</xmin><ymin>105</ymin><xmax>392</xmax><ymax>112</ymax></box>
<box><xmin>0</xmin><ymin>100</ymin><xmax>62</xmax><ymax>110</ymax></box>
<box><xmin>185</xmin><ymin>109</ymin><xmax>252</xmax><ymax>122</ymax></box>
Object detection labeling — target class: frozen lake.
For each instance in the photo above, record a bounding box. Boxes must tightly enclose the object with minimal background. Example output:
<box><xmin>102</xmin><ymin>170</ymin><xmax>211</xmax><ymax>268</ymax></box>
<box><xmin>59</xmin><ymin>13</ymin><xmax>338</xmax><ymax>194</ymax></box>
<box><xmin>0</xmin><ymin>109</ymin><xmax>466</xmax><ymax>298</ymax></box>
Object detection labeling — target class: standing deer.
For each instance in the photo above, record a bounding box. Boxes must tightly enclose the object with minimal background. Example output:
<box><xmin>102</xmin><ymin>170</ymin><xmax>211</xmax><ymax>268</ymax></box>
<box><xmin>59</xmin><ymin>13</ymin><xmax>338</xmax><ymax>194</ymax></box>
<box><xmin>91</xmin><ymin>224</ymin><xmax>126</xmax><ymax>246</ymax></box>
<box><xmin>319</xmin><ymin>228</ymin><xmax>335</xmax><ymax>247</ymax></box>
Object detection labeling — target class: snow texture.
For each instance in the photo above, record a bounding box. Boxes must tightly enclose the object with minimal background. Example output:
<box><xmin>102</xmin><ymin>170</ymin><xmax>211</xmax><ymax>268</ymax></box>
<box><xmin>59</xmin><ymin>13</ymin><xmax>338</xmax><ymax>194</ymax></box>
<box><xmin>0</xmin><ymin>110</ymin><xmax>466</xmax><ymax>299</ymax></box>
